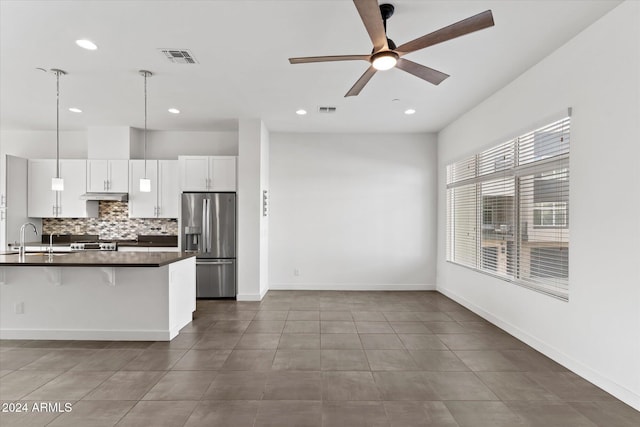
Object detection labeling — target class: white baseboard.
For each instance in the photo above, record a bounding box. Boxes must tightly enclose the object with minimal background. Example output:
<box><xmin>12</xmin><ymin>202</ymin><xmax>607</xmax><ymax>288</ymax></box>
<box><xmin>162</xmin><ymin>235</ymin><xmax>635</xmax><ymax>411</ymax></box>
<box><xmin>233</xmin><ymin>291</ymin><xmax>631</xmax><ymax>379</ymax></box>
<box><xmin>437</xmin><ymin>286</ymin><xmax>640</xmax><ymax>411</ymax></box>
<box><xmin>236</xmin><ymin>288</ymin><xmax>268</xmax><ymax>301</ymax></box>
<box><xmin>0</xmin><ymin>328</ymin><xmax>176</xmax><ymax>341</ymax></box>
<box><xmin>269</xmin><ymin>283</ymin><xmax>436</xmax><ymax>291</ymax></box>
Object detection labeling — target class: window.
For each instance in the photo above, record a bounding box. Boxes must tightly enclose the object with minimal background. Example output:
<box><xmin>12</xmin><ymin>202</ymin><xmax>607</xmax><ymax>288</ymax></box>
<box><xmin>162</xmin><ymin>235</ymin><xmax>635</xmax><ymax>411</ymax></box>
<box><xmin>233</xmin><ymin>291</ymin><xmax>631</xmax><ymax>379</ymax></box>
<box><xmin>446</xmin><ymin>115</ymin><xmax>570</xmax><ymax>300</ymax></box>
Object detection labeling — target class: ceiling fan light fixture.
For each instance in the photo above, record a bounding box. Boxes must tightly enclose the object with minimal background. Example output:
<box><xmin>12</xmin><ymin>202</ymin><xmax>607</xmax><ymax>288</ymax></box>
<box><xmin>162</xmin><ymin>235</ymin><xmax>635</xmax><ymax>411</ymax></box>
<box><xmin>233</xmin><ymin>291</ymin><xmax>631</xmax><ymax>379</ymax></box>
<box><xmin>371</xmin><ymin>51</ymin><xmax>398</xmax><ymax>71</ymax></box>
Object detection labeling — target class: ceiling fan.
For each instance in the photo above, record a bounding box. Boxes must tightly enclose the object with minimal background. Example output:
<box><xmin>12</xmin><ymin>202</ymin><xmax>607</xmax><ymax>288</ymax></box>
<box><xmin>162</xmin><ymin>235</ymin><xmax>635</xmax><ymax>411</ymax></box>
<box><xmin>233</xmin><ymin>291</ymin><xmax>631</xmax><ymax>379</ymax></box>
<box><xmin>289</xmin><ymin>0</ymin><xmax>495</xmax><ymax>97</ymax></box>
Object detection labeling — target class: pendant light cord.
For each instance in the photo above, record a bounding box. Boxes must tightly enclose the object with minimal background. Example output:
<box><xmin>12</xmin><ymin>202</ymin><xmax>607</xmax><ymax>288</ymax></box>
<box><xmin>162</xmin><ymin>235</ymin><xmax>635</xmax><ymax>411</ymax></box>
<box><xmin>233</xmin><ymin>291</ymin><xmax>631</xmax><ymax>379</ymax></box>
<box><xmin>143</xmin><ymin>71</ymin><xmax>148</xmax><ymax>180</ymax></box>
<box><xmin>56</xmin><ymin>70</ymin><xmax>60</xmax><ymax>179</ymax></box>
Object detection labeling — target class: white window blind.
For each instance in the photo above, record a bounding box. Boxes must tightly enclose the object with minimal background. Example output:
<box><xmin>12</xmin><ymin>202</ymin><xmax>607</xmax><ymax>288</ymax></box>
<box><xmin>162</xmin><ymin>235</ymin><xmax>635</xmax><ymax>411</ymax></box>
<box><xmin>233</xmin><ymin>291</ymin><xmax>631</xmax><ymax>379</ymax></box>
<box><xmin>446</xmin><ymin>115</ymin><xmax>570</xmax><ymax>300</ymax></box>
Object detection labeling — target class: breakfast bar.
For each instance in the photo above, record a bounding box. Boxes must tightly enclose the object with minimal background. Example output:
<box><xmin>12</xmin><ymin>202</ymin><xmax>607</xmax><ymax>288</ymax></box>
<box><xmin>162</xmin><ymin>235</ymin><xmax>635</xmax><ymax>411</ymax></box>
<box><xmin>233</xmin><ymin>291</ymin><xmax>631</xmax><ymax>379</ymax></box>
<box><xmin>0</xmin><ymin>251</ymin><xmax>196</xmax><ymax>341</ymax></box>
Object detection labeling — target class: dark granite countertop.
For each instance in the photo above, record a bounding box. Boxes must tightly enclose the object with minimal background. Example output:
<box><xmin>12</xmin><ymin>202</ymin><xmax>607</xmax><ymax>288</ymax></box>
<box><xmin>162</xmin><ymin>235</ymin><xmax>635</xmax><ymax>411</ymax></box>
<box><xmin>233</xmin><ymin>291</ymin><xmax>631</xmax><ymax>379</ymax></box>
<box><xmin>0</xmin><ymin>251</ymin><xmax>195</xmax><ymax>267</ymax></box>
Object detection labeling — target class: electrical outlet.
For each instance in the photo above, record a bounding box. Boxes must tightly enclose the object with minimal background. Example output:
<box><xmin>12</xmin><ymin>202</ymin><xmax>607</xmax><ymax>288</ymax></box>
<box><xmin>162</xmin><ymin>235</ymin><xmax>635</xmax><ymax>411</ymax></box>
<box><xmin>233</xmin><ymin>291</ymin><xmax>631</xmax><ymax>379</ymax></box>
<box><xmin>14</xmin><ymin>302</ymin><xmax>24</xmax><ymax>314</ymax></box>
<box><xmin>293</xmin><ymin>268</ymin><xmax>300</xmax><ymax>277</ymax></box>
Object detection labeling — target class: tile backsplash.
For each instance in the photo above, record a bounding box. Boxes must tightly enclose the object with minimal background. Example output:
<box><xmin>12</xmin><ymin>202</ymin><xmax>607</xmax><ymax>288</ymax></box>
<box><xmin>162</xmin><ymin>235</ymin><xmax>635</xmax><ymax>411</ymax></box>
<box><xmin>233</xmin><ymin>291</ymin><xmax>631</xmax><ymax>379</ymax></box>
<box><xmin>42</xmin><ymin>201</ymin><xmax>178</xmax><ymax>240</ymax></box>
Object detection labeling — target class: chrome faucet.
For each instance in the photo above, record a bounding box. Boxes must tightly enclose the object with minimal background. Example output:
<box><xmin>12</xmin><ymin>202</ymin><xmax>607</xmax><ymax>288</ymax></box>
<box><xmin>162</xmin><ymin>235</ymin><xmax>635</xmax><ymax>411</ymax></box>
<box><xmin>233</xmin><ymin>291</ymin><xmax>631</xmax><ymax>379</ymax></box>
<box><xmin>19</xmin><ymin>222</ymin><xmax>37</xmax><ymax>261</ymax></box>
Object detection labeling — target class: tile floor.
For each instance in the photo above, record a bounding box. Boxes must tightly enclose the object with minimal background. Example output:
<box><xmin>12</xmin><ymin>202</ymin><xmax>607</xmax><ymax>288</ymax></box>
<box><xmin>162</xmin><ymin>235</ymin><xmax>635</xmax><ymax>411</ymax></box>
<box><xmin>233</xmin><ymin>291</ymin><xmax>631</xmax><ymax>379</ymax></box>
<box><xmin>1</xmin><ymin>290</ymin><xmax>638</xmax><ymax>426</ymax></box>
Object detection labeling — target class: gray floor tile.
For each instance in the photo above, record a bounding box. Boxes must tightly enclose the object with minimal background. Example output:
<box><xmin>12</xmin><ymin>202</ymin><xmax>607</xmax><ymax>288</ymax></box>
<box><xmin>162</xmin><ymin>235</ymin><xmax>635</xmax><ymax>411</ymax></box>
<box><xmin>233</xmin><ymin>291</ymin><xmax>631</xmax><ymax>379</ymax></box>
<box><xmin>322</xmin><ymin>371</ymin><xmax>381</xmax><ymax>401</ymax></box>
<box><xmin>373</xmin><ymin>371</ymin><xmax>437</xmax><ymax>400</ymax></box>
<box><xmin>321</xmin><ymin>321</ymin><xmax>357</xmax><ymax>333</ymax></box>
<box><xmin>0</xmin><ymin>370</ymin><xmax>62</xmax><ymax>400</ymax></box>
<box><xmin>203</xmin><ymin>371</ymin><xmax>267</xmax><ymax>400</ymax></box>
<box><xmin>245</xmin><ymin>320</ymin><xmax>285</xmax><ymax>333</ymax></box>
<box><xmin>148</xmin><ymin>333</ymin><xmax>201</xmax><ymax>350</ymax></box>
<box><xmin>423</xmin><ymin>372</ymin><xmax>498</xmax><ymax>400</ymax></box>
<box><xmin>254</xmin><ymin>310</ymin><xmax>288</xmax><ymax>320</ymax></box>
<box><xmin>398</xmin><ymin>334</ymin><xmax>448</xmax><ymax>350</ymax></box>
<box><xmin>454</xmin><ymin>350</ymin><xmax>520</xmax><ymax>371</ymax></box>
<box><xmin>272</xmin><ymin>349</ymin><xmax>321</xmax><ymax>370</ymax></box>
<box><xmin>500</xmin><ymin>349</ymin><xmax>568</xmax><ymax>372</ymax></box>
<box><xmin>264</xmin><ymin>371</ymin><xmax>322</xmax><ymax>400</ymax></box>
<box><xmin>184</xmin><ymin>400</ymin><xmax>258</xmax><ymax>427</ymax></box>
<box><xmin>389</xmin><ymin>321</ymin><xmax>431</xmax><ymax>334</ymax></box>
<box><xmin>19</xmin><ymin>349</ymin><xmax>96</xmax><ymax>371</ymax></box>
<box><xmin>192</xmin><ymin>333</ymin><xmax>242</xmax><ymax>350</ymax></box>
<box><xmin>436</xmin><ymin>334</ymin><xmax>495</xmax><ymax>350</ymax></box>
<box><xmin>321</xmin><ymin>350</ymin><xmax>370</xmax><ymax>371</ymax></box>
<box><xmin>355</xmin><ymin>322</ymin><xmax>395</xmax><ymax>334</ymax></box>
<box><xmin>445</xmin><ymin>401</ymin><xmax>526</xmax><ymax>427</ymax></box>
<box><xmin>255</xmin><ymin>400</ymin><xmax>321</xmax><ymax>427</ymax></box>
<box><xmin>477</xmin><ymin>371</ymin><xmax>560</xmax><ymax>401</ymax></box>
<box><xmin>222</xmin><ymin>350</ymin><xmax>276</xmax><ymax>371</ymax></box>
<box><xmin>360</xmin><ymin>334</ymin><xmax>404</xmax><ymax>349</ymax></box>
<box><xmin>24</xmin><ymin>370</ymin><xmax>112</xmax><ymax>400</ymax></box>
<box><xmin>121</xmin><ymin>349</ymin><xmax>186</xmax><ymax>371</ymax></box>
<box><xmin>525</xmin><ymin>371</ymin><xmax>615</xmax><ymax>401</ymax></box>
<box><xmin>351</xmin><ymin>311</ymin><xmax>387</xmax><ymax>321</ymax></box>
<box><xmin>47</xmin><ymin>400</ymin><xmax>134</xmax><ymax>427</ymax></box>
<box><xmin>409</xmin><ymin>350</ymin><xmax>469</xmax><ymax>371</ymax></box>
<box><xmin>71</xmin><ymin>349</ymin><xmax>143</xmax><ymax>371</ymax></box>
<box><xmin>569</xmin><ymin>401</ymin><xmax>640</xmax><ymax>427</ymax></box>
<box><xmin>384</xmin><ymin>401</ymin><xmax>460</xmax><ymax>427</ymax></box>
<box><xmin>365</xmin><ymin>349</ymin><xmax>419</xmax><ymax>371</ymax></box>
<box><xmin>382</xmin><ymin>312</ymin><xmax>421</xmax><ymax>322</ymax></box>
<box><xmin>320</xmin><ymin>311</ymin><xmax>354</xmax><ymax>321</ymax></box>
<box><xmin>322</xmin><ymin>401</ymin><xmax>389</xmax><ymax>426</ymax></box>
<box><xmin>206</xmin><ymin>320</ymin><xmax>251</xmax><ymax>333</ymax></box>
<box><xmin>288</xmin><ymin>310</ymin><xmax>320</xmax><ymax>320</ymax></box>
<box><xmin>83</xmin><ymin>371</ymin><xmax>165</xmax><ymax>400</ymax></box>
<box><xmin>278</xmin><ymin>334</ymin><xmax>320</xmax><ymax>349</ymax></box>
<box><xmin>413</xmin><ymin>312</ymin><xmax>454</xmax><ymax>322</ymax></box>
<box><xmin>236</xmin><ymin>333</ymin><xmax>281</xmax><ymax>349</ymax></box>
<box><xmin>0</xmin><ymin>400</ymin><xmax>68</xmax><ymax>426</ymax></box>
<box><xmin>142</xmin><ymin>370</ymin><xmax>217</xmax><ymax>401</ymax></box>
<box><xmin>0</xmin><ymin>349</ymin><xmax>55</xmax><ymax>370</ymax></box>
<box><xmin>283</xmin><ymin>320</ymin><xmax>320</xmax><ymax>333</ymax></box>
<box><xmin>117</xmin><ymin>400</ymin><xmax>198</xmax><ymax>427</ymax></box>
<box><xmin>171</xmin><ymin>349</ymin><xmax>231</xmax><ymax>370</ymax></box>
<box><xmin>320</xmin><ymin>334</ymin><xmax>362</xmax><ymax>349</ymax></box>
<box><xmin>424</xmin><ymin>322</ymin><xmax>468</xmax><ymax>334</ymax></box>
<box><xmin>506</xmin><ymin>401</ymin><xmax>598</xmax><ymax>427</ymax></box>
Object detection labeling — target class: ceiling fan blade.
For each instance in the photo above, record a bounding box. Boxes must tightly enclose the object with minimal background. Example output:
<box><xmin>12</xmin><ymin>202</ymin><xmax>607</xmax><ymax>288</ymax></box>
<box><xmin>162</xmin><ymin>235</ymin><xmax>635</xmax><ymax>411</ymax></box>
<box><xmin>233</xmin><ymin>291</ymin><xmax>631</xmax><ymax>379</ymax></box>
<box><xmin>353</xmin><ymin>0</ymin><xmax>388</xmax><ymax>52</ymax></box>
<box><xmin>396</xmin><ymin>58</ymin><xmax>449</xmax><ymax>86</ymax></box>
<box><xmin>396</xmin><ymin>10</ymin><xmax>494</xmax><ymax>55</ymax></box>
<box><xmin>345</xmin><ymin>66</ymin><xmax>377</xmax><ymax>97</ymax></box>
<box><xmin>289</xmin><ymin>55</ymin><xmax>370</xmax><ymax>64</ymax></box>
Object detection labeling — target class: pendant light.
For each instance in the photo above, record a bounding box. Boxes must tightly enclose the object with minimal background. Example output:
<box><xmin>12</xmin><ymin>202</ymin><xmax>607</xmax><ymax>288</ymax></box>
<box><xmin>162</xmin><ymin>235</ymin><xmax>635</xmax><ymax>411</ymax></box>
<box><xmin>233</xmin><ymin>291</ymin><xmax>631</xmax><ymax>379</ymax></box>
<box><xmin>51</xmin><ymin>69</ymin><xmax>66</xmax><ymax>191</ymax></box>
<box><xmin>139</xmin><ymin>70</ymin><xmax>152</xmax><ymax>192</ymax></box>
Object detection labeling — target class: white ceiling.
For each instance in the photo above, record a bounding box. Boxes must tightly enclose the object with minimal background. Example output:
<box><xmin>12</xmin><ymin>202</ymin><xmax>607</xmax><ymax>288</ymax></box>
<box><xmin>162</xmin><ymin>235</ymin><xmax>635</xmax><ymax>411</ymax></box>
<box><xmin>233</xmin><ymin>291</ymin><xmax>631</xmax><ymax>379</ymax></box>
<box><xmin>0</xmin><ymin>0</ymin><xmax>621</xmax><ymax>134</ymax></box>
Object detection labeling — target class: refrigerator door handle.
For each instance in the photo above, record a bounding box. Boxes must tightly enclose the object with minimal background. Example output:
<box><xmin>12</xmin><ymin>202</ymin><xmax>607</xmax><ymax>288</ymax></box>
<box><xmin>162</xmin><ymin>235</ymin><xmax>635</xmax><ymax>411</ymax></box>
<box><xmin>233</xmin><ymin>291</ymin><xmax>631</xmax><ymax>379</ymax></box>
<box><xmin>202</xmin><ymin>198</ymin><xmax>209</xmax><ymax>253</ymax></box>
<box><xmin>196</xmin><ymin>260</ymin><xmax>234</xmax><ymax>265</ymax></box>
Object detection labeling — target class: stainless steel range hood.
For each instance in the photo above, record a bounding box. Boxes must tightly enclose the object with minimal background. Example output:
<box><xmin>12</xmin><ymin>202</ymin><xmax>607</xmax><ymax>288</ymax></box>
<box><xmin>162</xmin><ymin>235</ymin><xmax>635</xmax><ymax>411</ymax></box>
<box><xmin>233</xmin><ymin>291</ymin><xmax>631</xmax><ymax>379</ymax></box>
<box><xmin>80</xmin><ymin>192</ymin><xmax>128</xmax><ymax>202</ymax></box>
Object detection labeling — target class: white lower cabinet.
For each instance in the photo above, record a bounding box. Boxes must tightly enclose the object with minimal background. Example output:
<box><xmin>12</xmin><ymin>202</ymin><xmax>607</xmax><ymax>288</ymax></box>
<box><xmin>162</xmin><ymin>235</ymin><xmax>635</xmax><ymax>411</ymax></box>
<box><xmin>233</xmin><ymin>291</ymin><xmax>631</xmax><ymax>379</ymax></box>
<box><xmin>129</xmin><ymin>160</ymin><xmax>179</xmax><ymax>218</ymax></box>
<box><xmin>28</xmin><ymin>159</ymin><xmax>97</xmax><ymax>218</ymax></box>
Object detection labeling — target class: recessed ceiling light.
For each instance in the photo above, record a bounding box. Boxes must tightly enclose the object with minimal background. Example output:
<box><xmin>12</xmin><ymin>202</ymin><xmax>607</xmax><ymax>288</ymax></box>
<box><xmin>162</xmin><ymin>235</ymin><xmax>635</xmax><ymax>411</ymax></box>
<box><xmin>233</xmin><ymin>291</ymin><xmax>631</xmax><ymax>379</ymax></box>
<box><xmin>68</xmin><ymin>107</ymin><xmax>82</xmax><ymax>113</ymax></box>
<box><xmin>404</xmin><ymin>108</ymin><xmax>416</xmax><ymax>115</ymax></box>
<box><xmin>75</xmin><ymin>39</ymin><xmax>97</xmax><ymax>50</ymax></box>
<box><xmin>168</xmin><ymin>108</ymin><xmax>180</xmax><ymax>114</ymax></box>
<box><xmin>296</xmin><ymin>109</ymin><xmax>307</xmax><ymax>115</ymax></box>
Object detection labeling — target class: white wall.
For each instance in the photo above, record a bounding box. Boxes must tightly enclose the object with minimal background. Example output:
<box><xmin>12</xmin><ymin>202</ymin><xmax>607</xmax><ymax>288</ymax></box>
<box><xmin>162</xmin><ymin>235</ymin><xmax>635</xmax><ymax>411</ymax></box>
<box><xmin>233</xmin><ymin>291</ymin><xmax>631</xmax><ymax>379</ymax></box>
<box><xmin>237</xmin><ymin>119</ymin><xmax>269</xmax><ymax>301</ymax></box>
<box><xmin>1</xmin><ymin>130</ymin><xmax>87</xmax><ymax>159</ymax></box>
<box><xmin>436</xmin><ymin>0</ymin><xmax>639</xmax><ymax>409</ymax></box>
<box><xmin>0</xmin><ymin>130</ymin><xmax>237</xmax><ymax>160</ymax></box>
<box><xmin>269</xmin><ymin>132</ymin><xmax>437</xmax><ymax>290</ymax></box>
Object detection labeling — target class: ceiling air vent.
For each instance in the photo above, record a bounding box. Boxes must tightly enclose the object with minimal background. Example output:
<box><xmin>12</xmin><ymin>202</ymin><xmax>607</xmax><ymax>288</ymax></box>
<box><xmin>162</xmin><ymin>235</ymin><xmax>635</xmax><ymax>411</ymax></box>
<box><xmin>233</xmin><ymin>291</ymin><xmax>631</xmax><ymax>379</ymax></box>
<box><xmin>318</xmin><ymin>106</ymin><xmax>337</xmax><ymax>113</ymax></box>
<box><xmin>158</xmin><ymin>49</ymin><xmax>198</xmax><ymax>64</ymax></box>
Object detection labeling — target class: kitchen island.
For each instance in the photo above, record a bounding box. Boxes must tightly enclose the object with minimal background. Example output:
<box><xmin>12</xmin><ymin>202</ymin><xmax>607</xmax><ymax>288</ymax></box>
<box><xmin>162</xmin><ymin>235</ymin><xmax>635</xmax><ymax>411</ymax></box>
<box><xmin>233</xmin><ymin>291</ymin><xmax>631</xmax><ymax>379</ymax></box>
<box><xmin>0</xmin><ymin>251</ymin><xmax>196</xmax><ymax>341</ymax></box>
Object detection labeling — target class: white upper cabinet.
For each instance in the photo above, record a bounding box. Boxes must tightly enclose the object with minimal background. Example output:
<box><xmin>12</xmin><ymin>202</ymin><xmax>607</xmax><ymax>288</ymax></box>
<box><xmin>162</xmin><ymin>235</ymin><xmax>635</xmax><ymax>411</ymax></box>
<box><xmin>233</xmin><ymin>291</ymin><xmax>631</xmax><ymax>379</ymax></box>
<box><xmin>157</xmin><ymin>160</ymin><xmax>179</xmax><ymax>218</ymax></box>
<box><xmin>27</xmin><ymin>160</ymin><xmax>57</xmax><ymax>217</ymax></box>
<box><xmin>87</xmin><ymin>159</ymin><xmax>128</xmax><ymax>192</ymax></box>
<box><xmin>179</xmin><ymin>156</ymin><xmax>236</xmax><ymax>191</ymax></box>
<box><xmin>129</xmin><ymin>160</ymin><xmax>179</xmax><ymax>218</ymax></box>
<box><xmin>28</xmin><ymin>159</ymin><xmax>97</xmax><ymax>218</ymax></box>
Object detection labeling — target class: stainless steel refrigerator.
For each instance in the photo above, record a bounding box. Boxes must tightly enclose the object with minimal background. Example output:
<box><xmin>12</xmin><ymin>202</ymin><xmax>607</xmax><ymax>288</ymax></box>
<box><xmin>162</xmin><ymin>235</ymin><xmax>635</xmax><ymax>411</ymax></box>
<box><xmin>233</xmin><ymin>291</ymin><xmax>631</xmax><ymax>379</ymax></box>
<box><xmin>181</xmin><ymin>192</ymin><xmax>236</xmax><ymax>298</ymax></box>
